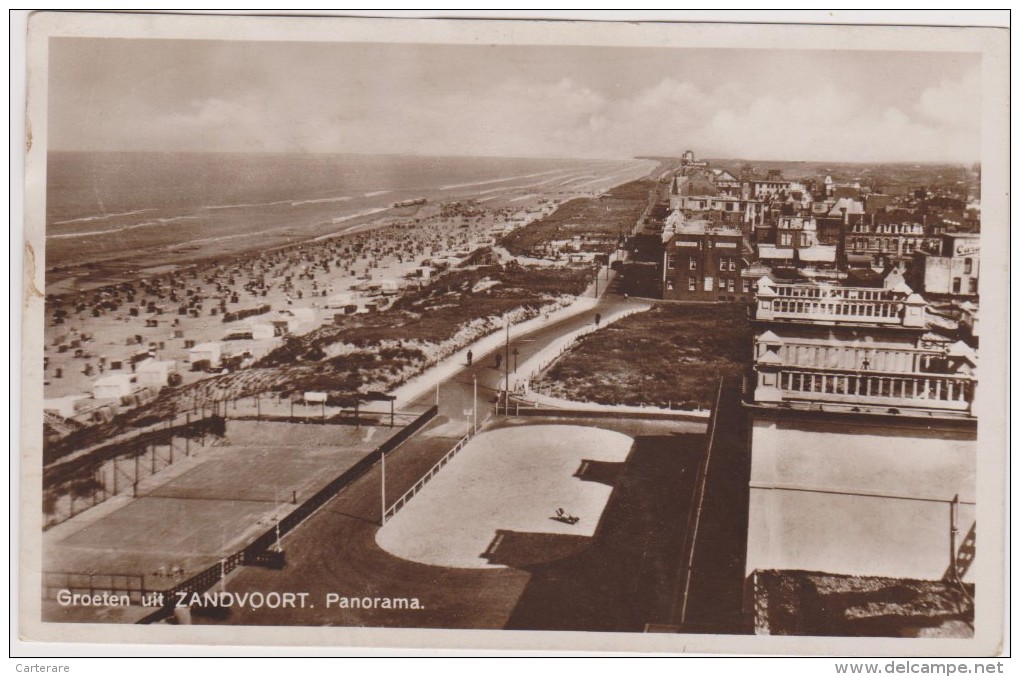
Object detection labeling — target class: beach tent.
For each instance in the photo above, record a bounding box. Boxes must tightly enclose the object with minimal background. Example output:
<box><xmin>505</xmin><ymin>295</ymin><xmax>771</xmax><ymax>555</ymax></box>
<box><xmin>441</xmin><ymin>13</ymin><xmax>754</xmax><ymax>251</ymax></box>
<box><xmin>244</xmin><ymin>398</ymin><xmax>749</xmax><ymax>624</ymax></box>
<box><xmin>188</xmin><ymin>342</ymin><xmax>223</xmax><ymax>368</ymax></box>
<box><xmin>288</xmin><ymin>308</ymin><xmax>316</xmax><ymax>325</ymax></box>
<box><xmin>93</xmin><ymin>374</ymin><xmax>134</xmax><ymax>400</ymax></box>
<box><xmin>250</xmin><ymin>322</ymin><xmax>276</xmax><ymax>340</ymax></box>
<box><xmin>135</xmin><ymin>359</ymin><xmax>178</xmax><ymax>389</ymax></box>
<box><xmin>324</xmin><ymin>294</ymin><xmax>358</xmax><ymax>310</ymax></box>
<box><xmin>43</xmin><ymin>394</ymin><xmax>90</xmax><ymax>419</ymax></box>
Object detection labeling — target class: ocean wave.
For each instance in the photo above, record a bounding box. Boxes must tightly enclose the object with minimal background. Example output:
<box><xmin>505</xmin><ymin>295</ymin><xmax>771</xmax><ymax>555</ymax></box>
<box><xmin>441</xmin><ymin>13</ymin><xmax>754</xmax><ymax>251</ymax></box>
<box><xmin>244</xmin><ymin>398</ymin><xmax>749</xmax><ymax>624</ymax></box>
<box><xmin>47</xmin><ymin>216</ymin><xmax>200</xmax><ymax>239</ymax></box>
<box><xmin>290</xmin><ymin>196</ymin><xmax>353</xmax><ymax>206</ymax></box>
<box><xmin>53</xmin><ymin>209</ymin><xmax>156</xmax><ymax>225</ymax></box>
<box><xmin>439</xmin><ymin>169</ymin><xmax>566</xmax><ymax>191</ymax></box>
<box><xmin>331</xmin><ymin>207</ymin><xmax>390</xmax><ymax>224</ymax></box>
<box><xmin>202</xmin><ymin>199</ymin><xmax>294</xmax><ymax>210</ymax></box>
<box><xmin>363</xmin><ymin>190</ymin><xmax>393</xmax><ymax>197</ymax></box>
<box><xmin>554</xmin><ymin>175</ymin><xmax>597</xmax><ymax>187</ymax></box>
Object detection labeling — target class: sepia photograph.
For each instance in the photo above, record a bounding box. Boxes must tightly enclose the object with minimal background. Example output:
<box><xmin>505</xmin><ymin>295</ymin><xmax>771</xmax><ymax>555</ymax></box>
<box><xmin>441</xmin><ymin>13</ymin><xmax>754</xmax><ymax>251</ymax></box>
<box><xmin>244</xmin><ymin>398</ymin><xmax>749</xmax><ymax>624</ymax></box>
<box><xmin>15</xmin><ymin>10</ymin><xmax>1009</xmax><ymax>658</ymax></box>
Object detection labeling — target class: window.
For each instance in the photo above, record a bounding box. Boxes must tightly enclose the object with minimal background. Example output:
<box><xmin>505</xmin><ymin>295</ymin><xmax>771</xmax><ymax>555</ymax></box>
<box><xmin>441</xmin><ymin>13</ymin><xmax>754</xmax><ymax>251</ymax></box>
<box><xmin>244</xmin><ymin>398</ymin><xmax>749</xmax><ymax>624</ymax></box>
<box><xmin>742</xmin><ymin>280</ymin><xmax>751</xmax><ymax>293</ymax></box>
<box><xmin>688</xmin><ymin>278</ymin><xmax>696</xmax><ymax>292</ymax></box>
<box><xmin>689</xmin><ymin>258</ymin><xmax>697</xmax><ymax>271</ymax></box>
<box><xmin>666</xmin><ymin>280</ymin><xmax>674</xmax><ymax>291</ymax></box>
<box><xmin>964</xmin><ymin>258</ymin><xmax>972</xmax><ymax>274</ymax></box>
<box><xmin>727</xmin><ymin>279</ymin><xmax>735</xmax><ymax>292</ymax></box>
<box><xmin>952</xmin><ymin>277</ymin><xmax>961</xmax><ymax>294</ymax></box>
<box><xmin>667</xmin><ymin>255</ymin><xmax>675</xmax><ymax>270</ymax></box>
<box><xmin>780</xmin><ymin>232</ymin><xmax>792</xmax><ymax>246</ymax></box>
<box><xmin>968</xmin><ymin>278</ymin><xmax>978</xmax><ymax>294</ymax></box>
<box><xmin>704</xmin><ymin>277</ymin><xmax>714</xmax><ymax>292</ymax></box>
<box><xmin>719</xmin><ymin>257</ymin><xmax>728</xmax><ymax>272</ymax></box>
<box><xmin>729</xmin><ymin>258</ymin><xmax>737</xmax><ymax>271</ymax></box>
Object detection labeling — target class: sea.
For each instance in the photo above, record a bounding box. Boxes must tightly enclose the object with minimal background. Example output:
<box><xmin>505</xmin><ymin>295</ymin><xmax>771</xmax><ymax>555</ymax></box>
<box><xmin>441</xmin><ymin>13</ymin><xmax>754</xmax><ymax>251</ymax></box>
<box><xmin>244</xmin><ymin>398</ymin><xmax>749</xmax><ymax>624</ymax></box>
<box><xmin>44</xmin><ymin>151</ymin><xmax>655</xmax><ymax>277</ymax></box>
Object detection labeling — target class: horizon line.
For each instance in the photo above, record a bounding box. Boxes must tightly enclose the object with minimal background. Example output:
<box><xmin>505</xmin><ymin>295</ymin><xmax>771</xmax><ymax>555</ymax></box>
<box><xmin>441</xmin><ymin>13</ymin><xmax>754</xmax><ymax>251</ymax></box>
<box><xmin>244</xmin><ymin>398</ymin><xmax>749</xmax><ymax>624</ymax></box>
<box><xmin>45</xmin><ymin>148</ymin><xmax>980</xmax><ymax>166</ymax></box>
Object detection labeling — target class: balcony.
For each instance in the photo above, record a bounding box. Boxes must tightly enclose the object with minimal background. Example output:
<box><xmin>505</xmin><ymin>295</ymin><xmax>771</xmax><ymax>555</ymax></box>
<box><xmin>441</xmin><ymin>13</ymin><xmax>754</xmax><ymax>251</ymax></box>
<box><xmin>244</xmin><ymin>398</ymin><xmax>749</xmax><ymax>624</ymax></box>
<box><xmin>753</xmin><ymin>280</ymin><xmax>926</xmax><ymax>327</ymax></box>
<box><xmin>757</xmin><ymin>340</ymin><xmax>956</xmax><ymax>374</ymax></box>
<box><xmin>754</xmin><ymin>366</ymin><xmax>974</xmax><ymax>414</ymax></box>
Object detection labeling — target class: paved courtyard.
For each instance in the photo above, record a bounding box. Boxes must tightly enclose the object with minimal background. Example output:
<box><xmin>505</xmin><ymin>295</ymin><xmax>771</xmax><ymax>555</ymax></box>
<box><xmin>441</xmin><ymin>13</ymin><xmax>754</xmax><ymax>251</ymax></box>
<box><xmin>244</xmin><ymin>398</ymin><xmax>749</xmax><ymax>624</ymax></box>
<box><xmin>376</xmin><ymin>425</ymin><xmax>634</xmax><ymax>569</ymax></box>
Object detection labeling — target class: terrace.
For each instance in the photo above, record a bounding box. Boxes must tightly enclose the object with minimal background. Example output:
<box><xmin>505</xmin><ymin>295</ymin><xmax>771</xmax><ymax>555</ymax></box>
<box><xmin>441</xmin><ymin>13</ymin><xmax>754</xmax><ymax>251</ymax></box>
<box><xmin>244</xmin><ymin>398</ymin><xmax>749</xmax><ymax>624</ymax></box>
<box><xmin>753</xmin><ymin>279</ymin><xmax>927</xmax><ymax>327</ymax></box>
<box><xmin>759</xmin><ymin>367</ymin><xmax>974</xmax><ymax>413</ymax></box>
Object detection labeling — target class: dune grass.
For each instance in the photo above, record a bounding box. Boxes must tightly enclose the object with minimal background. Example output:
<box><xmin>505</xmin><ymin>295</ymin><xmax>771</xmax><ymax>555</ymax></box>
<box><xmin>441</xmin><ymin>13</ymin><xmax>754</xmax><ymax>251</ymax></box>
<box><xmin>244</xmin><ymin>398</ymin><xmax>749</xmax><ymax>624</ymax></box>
<box><xmin>536</xmin><ymin>303</ymin><xmax>752</xmax><ymax>410</ymax></box>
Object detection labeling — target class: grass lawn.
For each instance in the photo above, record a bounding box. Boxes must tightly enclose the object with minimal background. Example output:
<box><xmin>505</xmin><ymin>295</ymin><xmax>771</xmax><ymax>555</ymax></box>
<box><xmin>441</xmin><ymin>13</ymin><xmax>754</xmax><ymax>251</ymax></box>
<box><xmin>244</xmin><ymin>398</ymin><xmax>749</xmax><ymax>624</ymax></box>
<box><xmin>535</xmin><ymin>303</ymin><xmax>752</xmax><ymax>410</ymax></box>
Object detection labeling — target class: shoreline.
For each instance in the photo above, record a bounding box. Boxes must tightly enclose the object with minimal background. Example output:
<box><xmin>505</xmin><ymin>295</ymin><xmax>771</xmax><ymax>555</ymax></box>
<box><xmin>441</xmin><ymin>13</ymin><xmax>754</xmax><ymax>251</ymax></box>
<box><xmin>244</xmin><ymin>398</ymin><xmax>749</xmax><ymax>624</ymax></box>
<box><xmin>41</xmin><ymin>159</ymin><xmax>660</xmax><ymax>402</ymax></box>
<box><xmin>44</xmin><ymin>157</ymin><xmax>662</xmax><ymax>297</ymax></box>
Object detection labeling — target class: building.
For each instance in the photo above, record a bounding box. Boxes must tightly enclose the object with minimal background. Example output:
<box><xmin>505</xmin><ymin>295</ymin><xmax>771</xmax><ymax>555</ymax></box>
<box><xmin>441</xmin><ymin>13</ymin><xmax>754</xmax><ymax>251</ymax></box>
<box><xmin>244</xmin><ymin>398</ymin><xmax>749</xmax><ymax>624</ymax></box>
<box><xmin>743</xmin><ymin>170</ymin><xmax>806</xmax><ymax>200</ymax></box>
<box><xmin>744</xmin><ymin>277</ymin><xmax>977</xmax><ymax>592</ymax></box>
<box><xmin>752</xmin><ymin>216</ymin><xmax>839</xmax><ymax>279</ymax></box>
<box><xmin>680</xmin><ymin>149</ymin><xmax>709</xmax><ymax>169</ymax></box>
<box><xmin>661</xmin><ymin>214</ymin><xmax>749</xmax><ymax>301</ymax></box>
<box><xmin>675</xmin><ymin>195</ymin><xmax>747</xmax><ymax>226</ymax></box>
<box><xmin>845</xmin><ymin>221</ymin><xmax>936</xmax><ymax>269</ymax></box>
<box><xmin>711</xmin><ymin>168</ymin><xmax>742</xmax><ymax>197</ymax></box>
<box><xmin>912</xmin><ymin>233</ymin><xmax>980</xmax><ymax>297</ymax></box>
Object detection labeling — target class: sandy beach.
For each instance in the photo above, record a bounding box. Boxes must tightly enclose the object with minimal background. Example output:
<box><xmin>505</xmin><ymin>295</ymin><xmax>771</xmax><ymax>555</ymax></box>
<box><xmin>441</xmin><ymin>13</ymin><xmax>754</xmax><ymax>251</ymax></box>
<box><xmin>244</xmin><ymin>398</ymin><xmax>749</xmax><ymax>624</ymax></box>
<box><xmin>43</xmin><ymin>158</ymin><xmax>658</xmax><ymax>409</ymax></box>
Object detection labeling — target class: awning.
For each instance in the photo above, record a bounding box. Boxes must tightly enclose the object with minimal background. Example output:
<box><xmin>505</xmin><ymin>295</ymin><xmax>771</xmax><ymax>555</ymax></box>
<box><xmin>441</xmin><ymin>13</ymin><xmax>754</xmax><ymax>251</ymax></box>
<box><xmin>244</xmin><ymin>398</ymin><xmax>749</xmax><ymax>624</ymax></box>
<box><xmin>757</xmin><ymin>245</ymin><xmax>794</xmax><ymax>260</ymax></box>
<box><xmin>798</xmin><ymin>247</ymin><xmax>837</xmax><ymax>263</ymax></box>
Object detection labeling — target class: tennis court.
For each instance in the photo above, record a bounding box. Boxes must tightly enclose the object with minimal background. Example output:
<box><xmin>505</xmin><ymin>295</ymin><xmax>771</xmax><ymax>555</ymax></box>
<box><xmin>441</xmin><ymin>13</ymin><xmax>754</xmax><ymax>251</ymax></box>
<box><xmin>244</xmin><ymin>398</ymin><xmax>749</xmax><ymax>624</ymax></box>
<box><xmin>45</xmin><ymin>419</ymin><xmax>399</xmax><ymax>589</ymax></box>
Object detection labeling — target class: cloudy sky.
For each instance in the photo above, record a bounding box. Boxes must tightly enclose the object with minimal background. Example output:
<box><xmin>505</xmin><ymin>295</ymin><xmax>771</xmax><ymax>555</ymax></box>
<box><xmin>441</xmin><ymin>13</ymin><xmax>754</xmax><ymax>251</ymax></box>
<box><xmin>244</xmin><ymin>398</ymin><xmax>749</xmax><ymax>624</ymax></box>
<box><xmin>48</xmin><ymin>39</ymin><xmax>980</xmax><ymax>162</ymax></box>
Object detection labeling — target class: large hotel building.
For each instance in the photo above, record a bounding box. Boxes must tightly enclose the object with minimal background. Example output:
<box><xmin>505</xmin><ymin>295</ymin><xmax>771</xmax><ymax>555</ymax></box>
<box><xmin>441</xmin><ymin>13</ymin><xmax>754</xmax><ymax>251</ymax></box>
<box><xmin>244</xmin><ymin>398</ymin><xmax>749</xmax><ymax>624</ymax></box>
<box><xmin>744</xmin><ymin>276</ymin><xmax>977</xmax><ymax>592</ymax></box>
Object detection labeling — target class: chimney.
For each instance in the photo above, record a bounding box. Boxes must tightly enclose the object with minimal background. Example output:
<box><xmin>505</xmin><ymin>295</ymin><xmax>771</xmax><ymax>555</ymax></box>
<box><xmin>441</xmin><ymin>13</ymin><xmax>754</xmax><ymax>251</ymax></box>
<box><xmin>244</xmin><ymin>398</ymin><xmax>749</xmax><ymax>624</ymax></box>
<box><xmin>841</xmin><ymin>207</ymin><xmax>848</xmax><ymax>225</ymax></box>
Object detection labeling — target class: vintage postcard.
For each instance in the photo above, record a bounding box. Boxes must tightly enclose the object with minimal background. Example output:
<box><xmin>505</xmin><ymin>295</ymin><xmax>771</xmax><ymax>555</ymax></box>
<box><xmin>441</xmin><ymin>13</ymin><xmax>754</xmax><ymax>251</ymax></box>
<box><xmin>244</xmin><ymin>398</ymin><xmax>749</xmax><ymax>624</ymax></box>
<box><xmin>17</xmin><ymin>11</ymin><xmax>1009</xmax><ymax>656</ymax></box>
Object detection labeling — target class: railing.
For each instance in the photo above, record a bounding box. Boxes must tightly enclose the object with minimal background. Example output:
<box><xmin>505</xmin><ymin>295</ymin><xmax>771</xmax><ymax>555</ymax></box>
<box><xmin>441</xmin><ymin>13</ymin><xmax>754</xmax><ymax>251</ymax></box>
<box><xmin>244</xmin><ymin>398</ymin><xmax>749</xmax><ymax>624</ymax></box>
<box><xmin>770</xmin><ymin>367</ymin><xmax>973</xmax><ymax>411</ymax></box>
<box><xmin>673</xmin><ymin>377</ymin><xmax>725</xmax><ymax>626</ymax></box>
<box><xmin>769</xmin><ymin>284</ymin><xmax>896</xmax><ymax>301</ymax></box>
<box><xmin>756</xmin><ymin>284</ymin><xmax>924</xmax><ymax>324</ymax></box>
<box><xmin>383</xmin><ymin>430</ymin><xmax>471</xmax><ymax>522</ymax></box>
<box><xmin>761</xmin><ymin>342</ymin><xmax>952</xmax><ymax>374</ymax></box>
<box><xmin>770</xmin><ymin>297</ymin><xmax>904</xmax><ymax>323</ymax></box>
<box><xmin>162</xmin><ymin>552</ymin><xmax>246</xmax><ymax>603</ymax></box>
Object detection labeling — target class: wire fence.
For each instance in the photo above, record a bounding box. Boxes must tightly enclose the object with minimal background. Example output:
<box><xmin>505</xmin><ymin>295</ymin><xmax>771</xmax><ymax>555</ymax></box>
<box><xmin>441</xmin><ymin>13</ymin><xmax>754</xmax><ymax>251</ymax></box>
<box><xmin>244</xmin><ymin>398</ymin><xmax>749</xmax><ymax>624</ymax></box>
<box><xmin>43</xmin><ymin>391</ymin><xmax>426</xmax><ymax>529</ymax></box>
<box><xmin>43</xmin><ymin>413</ymin><xmax>225</xmax><ymax>530</ymax></box>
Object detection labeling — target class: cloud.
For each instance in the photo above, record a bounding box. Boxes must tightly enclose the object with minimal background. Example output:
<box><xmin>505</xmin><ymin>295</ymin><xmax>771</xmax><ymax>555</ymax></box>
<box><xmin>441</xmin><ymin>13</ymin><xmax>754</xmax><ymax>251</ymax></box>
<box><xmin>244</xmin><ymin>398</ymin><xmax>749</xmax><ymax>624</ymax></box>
<box><xmin>915</xmin><ymin>66</ymin><xmax>981</xmax><ymax>128</ymax></box>
<box><xmin>80</xmin><ymin>67</ymin><xmax>982</xmax><ymax>163</ymax></box>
